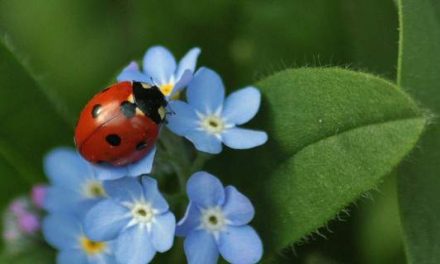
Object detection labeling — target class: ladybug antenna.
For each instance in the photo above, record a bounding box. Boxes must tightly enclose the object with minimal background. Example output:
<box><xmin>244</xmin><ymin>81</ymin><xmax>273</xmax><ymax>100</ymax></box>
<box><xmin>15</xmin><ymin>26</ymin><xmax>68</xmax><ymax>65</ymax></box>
<box><xmin>165</xmin><ymin>105</ymin><xmax>176</xmax><ymax>116</ymax></box>
<box><xmin>149</xmin><ymin>76</ymin><xmax>156</xmax><ymax>86</ymax></box>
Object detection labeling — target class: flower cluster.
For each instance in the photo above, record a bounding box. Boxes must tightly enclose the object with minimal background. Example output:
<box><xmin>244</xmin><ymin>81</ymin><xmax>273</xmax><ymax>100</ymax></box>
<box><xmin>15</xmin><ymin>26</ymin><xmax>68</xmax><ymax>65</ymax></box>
<box><xmin>3</xmin><ymin>185</ymin><xmax>46</xmax><ymax>254</ymax></box>
<box><xmin>42</xmin><ymin>45</ymin><xmax>267</xmax><ymax>264</ymax></box>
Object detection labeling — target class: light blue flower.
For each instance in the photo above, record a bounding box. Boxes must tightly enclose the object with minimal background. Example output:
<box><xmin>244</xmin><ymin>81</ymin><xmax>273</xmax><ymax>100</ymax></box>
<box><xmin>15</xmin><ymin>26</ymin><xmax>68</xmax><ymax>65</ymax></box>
<box><xmin>43</xmin><ymin>212</ymin><xmax>116</xmax><ymax>264</ymax></box>
<box><xmin>44</xmin><ymin>148</ymin><xmax>108</xmax><ymax>214</ymax></box>
<box><xmin>166</xmin><ymin>67</ymin><xmax>268</xmax><ymax>154</ymax></box>
<box><xmin>83</xmin><ymin>176</ymin><xmax>175</xmax><ymax>264</ymax></box>
<box><xmin>91</xmin><ymin>146</ymin><xmax>157</xmax><ymax>181</ymax></box>
<box><xmin>43</xmin><ymin>147</ymin><xmax>156</xmax><ymax>214</ymax></box>
<box><xmin>177</xmin><ymin>171</ymin><xmax>263</xmax><ymax>264</ymax></box>
<box><xmin>117</xmin><ymin>46</ymin><xmax>201</xmax><ymax>98</ymax></box>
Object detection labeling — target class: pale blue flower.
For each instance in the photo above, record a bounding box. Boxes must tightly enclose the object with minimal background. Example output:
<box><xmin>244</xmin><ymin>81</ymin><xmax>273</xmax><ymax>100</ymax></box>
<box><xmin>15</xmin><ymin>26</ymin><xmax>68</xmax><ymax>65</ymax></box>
<box><xmin>177</xmin><ymin>171</ymin><xmax>263</xmax><ymax>264</ymax></box>
<box><xmin>83</xmin><ymin>176</ymin><xmax>175</xmax><ymax>264</ymax></box>
<box><xmin>167</xmin><ymin>67</ymin><xmax>268</xmax><ymax>154</ymax></box>
<box><xmin>43</xmin><ymin>147</ymin><xmax>156</xmax><ymax>214</ymax></box>
<box><xmin>43</xmin><ymin>148</ymin><xmax>108</xmax><ymax>214</ymax></box>
<box><xmin>117</xmin><ymin>46</ymin><xmax>201</xmax><ymax>97</ymax></box>
<box><xmin>43</xmin><ymin>212</ymin><xmax>116</xmax><ymax>264</ymax></box>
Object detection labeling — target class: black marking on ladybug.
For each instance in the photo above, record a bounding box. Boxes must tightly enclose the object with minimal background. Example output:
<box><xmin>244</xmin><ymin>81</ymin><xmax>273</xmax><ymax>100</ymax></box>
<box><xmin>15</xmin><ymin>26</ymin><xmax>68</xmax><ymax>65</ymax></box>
<box><xmin>120</xmin><ymin>101</ymin><xmax>136</xmax><ymax>118</ymax></box>
<box><xmin>132</xmin><ymin>82</ymin><xmax>168</xmax><ymax>124</ymax></box>
<box><xmin>106</xmin><ymin>134</ymin><xmax>121</xmax><ymax>146</ymax></box>
<box><xmin>136</xmin><ymin>141</ymin><xmax>147</xmax><ymax>151</ymax></box>
<box><xmin>91</xmin><ymin>104</ymin><xmax>102</xmax><ymax>118</ymax></box>
<box><xmin>101</xmin><ymin>87</ymin><xmax>110</xmax><ymax>93</ymax></box>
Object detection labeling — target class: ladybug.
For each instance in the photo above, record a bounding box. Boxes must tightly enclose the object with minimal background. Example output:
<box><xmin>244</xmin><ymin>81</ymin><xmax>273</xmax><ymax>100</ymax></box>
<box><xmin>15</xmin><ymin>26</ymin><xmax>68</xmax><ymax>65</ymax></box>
<box><xmin>74</xmin><ymin>81</ymin><xmax>167</xmax><ymax>166</ymax></box>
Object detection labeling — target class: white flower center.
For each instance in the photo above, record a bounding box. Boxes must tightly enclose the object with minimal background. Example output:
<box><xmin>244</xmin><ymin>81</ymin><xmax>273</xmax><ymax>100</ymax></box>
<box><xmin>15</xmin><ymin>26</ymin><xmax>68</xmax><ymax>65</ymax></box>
<box><xmin>200</xmin><ymin>207</ymin><xmax>227</xmax><ymax>232</ymax></box>
<box><xmin>200</xmin><ymin>115</ymin><xmax>226</xmax><ymax>135</ymax></box>
<box><xmin>83</xmin><ymin>181</ymin><xmax>106</xmax><ymax>198</ymax></box>
<box><xmin>131</xmin><ymin>202</ymin><xmax>155</xmax><ymax>224</ymax></box>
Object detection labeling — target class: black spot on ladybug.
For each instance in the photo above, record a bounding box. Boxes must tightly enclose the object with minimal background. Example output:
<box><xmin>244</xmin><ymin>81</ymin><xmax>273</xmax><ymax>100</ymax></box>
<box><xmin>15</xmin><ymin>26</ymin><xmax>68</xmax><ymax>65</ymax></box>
<box><xmin>106</xmin><ymin>134</ymin><xmax>121</xmax><ymax>146</ymax></box>
<box><xmin>136</xmin><ymin>141</ymin><xmax>147</xmax><ymax>151</ymax></box>
<box><xmin>91</xmin><ymin>104</ymin><xmax>102</xmax><ymax>118</ymax></box>
<box><xmin>120</xmin><ymin>101</ymin><xmax>136</xmax><ymax>118</ymax></box>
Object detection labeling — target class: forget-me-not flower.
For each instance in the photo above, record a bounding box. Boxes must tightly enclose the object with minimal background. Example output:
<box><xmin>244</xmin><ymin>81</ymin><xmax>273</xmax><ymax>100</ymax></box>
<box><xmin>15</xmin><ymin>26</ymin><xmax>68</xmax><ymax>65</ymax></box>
<box><xmin>166</xmin><ymin>67</ymin><xmax>268</xmax><ymax>154</ymax></box>
<box><xmin>43</xmin><ymin>212</ymin><xmax>116</xmax><ymax>264</ymax></box>
<box><xmin>177</xmin><ymin>171</ymin><xmax>263</xmax><ymax>264</ymax></box>
<box><xmin>91</xmin><ymin>146</ymin><xmax>157</xmax><ymax>181</ymax></box>
<box><xmin>117</xmin><ymin>46</ymin><xmax>201</xmax><ymax>97</ymax></box>
<box><xmin>44</xmin><ymin>148</ymin><xmax>108</xmax><ymax>214</ymax></box>
<box><xmin>84</xmin><ymin>176</ymin><xmax>176</xmax><ymax>264</ymax></box>
<box><xmin>44</xmin><ymin>147</ymin><xmax>156</xmax><ymax>214</ymax></box>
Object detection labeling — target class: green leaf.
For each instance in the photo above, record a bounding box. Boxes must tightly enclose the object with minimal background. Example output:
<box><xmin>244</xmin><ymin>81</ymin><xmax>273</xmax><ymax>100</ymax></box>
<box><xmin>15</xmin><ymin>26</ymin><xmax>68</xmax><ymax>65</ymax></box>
<box><xmin>0</xmin><ymin>39</ymin><xmax>72</xmax><ymax>204</ymax></box>
<box><xmin>0</xmin><ymin>246</ymin><xmax>55</xmax><ymax>264</ymax></box>
<box><xmin>208</xmin><ymin>68</ymin><xmax>425</xmax><ymax>257</ymax></box>
<box><xmin>396</xmin><ymin>0</ymin><xmax>440</xmax><ymax>263</ymax></box>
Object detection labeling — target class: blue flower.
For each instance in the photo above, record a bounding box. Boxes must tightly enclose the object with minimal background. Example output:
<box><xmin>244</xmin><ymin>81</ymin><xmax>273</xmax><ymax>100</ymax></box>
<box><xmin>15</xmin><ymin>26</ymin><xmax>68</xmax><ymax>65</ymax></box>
<box><xmin>117</xmin><ymin>46</ymin><xmax>201</xmax><ymax>97</ymax></box>
<box><xmin>43</xmin><ymin>212</ymin><xmax>116</xmax><ymax>264</ymax></box>
<box><xmin>177</xmin><ymin>171</ymin><xmax>263</xmax><ymax>264</ymax></box>
<box><xmin>91</xmin><ymin>146</ymin><xmax>157</xmax><ymax>181</ymax></box>
<box><xmin>44</xmin><ymin>148</ymin><xmax>108</xmax><ymax>214</ymax></box>
<box><xmin>166</xmin><ymin>67</ymin><xmax>268</xmax><ymax>154</ymax></box>
<box><xmin>43</xmin><ymin>147</ymin><xmax>156</xmax><ymax>214</ymax></box>
<box><xmin>83</xmin><ymin>176</ymin><xmax>176</xmax><ymax>264</ymax></box>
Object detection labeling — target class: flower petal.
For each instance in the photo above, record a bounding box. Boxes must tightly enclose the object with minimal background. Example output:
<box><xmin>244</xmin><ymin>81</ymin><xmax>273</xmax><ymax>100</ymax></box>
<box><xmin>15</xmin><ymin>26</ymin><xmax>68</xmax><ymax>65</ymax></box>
<box><xmin>92</xmin><ymin>164</ymin><xmax>128</xmax><ymax>181</ymax></box>
<box><xmin>44</xmin><ymin>186</ymin><xmax>82</xmax><ymax>213</ymax></box>
<box><xmin>42</xmin><ymin>213</ymin><xmax>81</xmax><ymax>250</ymax></box>
<box><xmin>127</xmin><ymin>146</ymin><xmax>157</xmax><ymax>176</ymax></box>
<box><xmin>187</xmin><ymin>171</ymin><xmax>225</xmax><ymax>208</ymax></box>
<box><xmin>140</xmin><ymin>176</ymin><xmax>169</xmax><ymax>213</ymax></box>
<box><xmin>187</xmin><ymin>67</ymin><xmax>225</xmax><ymax>114</ymax></box>
<box><xmin>44</xmin><ymin>148</ymin><xmax>91</xmax><ymax>189</ymax></box>
<box><xmin>186</xmin><ymin>130</ymin><xmax>222</xmax><ymax>154</ymax></box>
<box><xmin>184</xmin><ymin>230</ymin><xmax>219</xmax><ymax>264</ymax></box>
<box><xmin>116</xmin><ymin>226</ymin><xmax>156</xmax><ymax>264</ymax></box>
<box><xmin>103</xmin><ymin>177</ymin><xmax>143</xmax><ymax>204</ymax></box>
<box><xmin>117</xmin><ymin>61</ymin><xmax>151</xmax><ymax>83</ymax></box>
<box><xmin>150</xmin><ymin>212</ymin><xmax>176</xmax><ymax>252</ymax></box>
<box><xmin>143</xmin><ymin>46</ymin><xmax>176</xmax><ymax>85</ymax></box>
<box><xmin>218</xmin><ymin>226</ymin><xmax>263</xmax><ymax>264</ymax></box>
<box><xmin>176</xmin><ymin>47</ymin><xmax>201</xmax><ymax>80</ymax></box>
<box><xmin>173</xmin><ymin>69</ymin><xmax>193</xmax><ymax>95</ymax></box>
<box><xmin>117</xmin><ymin>69</ymin><xmax>151</xmax><ymax>83</ymax></box>
<box><xmin>222</xmin><ymin>186</ymin><xmax>255</xmax><ymax>226</ymax></box>
<box><xmin>166</xmin><ymin>101</ymin><xmax>198</xmax><ymax>136</ymax></box>
<box><xmin>222</xmin><ymin>87</ymin><xmax>261</xmax><ymax>125</ymax></box>
<box><xmin>57</xmin><ymin>249</ymin><xmax>88</xmax><ymax>264</ymax></box>
<box><xmin>84</xmin><ymin>199</ymin><xmax>130</xmax><ymax>241</ymax></box>
<box><xmin>176</xmin><ymin>203</ymin><xmax>202</xmax><ymax>237</ymax></box>
<box><xmin>222</xmin><ymin>128</ymin><xmax>268</xmax><ymax>149</ymax></box>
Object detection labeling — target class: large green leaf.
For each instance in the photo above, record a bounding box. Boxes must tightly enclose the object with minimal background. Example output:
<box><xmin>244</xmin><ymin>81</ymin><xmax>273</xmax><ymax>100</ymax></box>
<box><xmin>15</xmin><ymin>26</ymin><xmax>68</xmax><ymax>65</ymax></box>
<box><xmin>0</xmin><ymin>39</ymin><xmax>72</xmax><ymax>203</ymax></box>
<box><xmin>396</xmin><ymin>0</ymin><xmax>440</xmax><ymax>263</ymax></box>
<box><xmin>208</xmin><ymin>68</ymin><xmax>425</xmax><ymax>258</ymax></box>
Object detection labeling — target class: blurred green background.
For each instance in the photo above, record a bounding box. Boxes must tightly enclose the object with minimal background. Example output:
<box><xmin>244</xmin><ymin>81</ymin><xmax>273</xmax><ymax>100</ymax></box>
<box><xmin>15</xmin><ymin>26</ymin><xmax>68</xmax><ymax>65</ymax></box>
<box><xmin>0</xmin><ymin>0</ymin><xmax>402</xmax><ymax>263</ymax></box>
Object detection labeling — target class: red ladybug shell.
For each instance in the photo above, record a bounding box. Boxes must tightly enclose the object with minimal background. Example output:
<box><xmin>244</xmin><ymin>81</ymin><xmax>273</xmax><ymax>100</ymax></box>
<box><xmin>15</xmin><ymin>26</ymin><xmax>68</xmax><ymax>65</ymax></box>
<box><xmin>75</xmin><ymin>81</ymin><xmax>166</xmax><ymax>166</ymax></box>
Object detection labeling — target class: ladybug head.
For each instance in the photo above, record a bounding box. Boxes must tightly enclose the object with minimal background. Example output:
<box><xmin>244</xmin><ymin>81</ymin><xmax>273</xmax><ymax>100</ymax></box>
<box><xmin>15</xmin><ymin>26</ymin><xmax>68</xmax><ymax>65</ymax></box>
<box><xmin>132</xmin><ymin>82</ymin><xmax>168</xmax><ymax>124</ymax></box>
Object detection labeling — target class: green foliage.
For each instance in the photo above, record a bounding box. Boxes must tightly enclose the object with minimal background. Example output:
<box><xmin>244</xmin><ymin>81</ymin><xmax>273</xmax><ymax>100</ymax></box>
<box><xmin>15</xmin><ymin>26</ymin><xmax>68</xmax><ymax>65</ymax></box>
<box><xmin>0</xmin><ymin>39</ymin><xmax>72</xmax><ymax>208</ymax></box>
<box><xmin>0</xmin><ymin>0</ymin><xmax>399</xmax><ymax>120</ymax></box>
<box><xmin>0</xmin><ymin>245</ymin><xmax>54</xmax><ymax>264</ymax></box>
<box><xmin>209</xmin><ymin>68</ymin><xmax>425</xmax><ymax>258</ymax></box>
<box><xmin>397</xmin><ymin>0</ymin><xmax>440</xmax><ymax>263</ymax></box>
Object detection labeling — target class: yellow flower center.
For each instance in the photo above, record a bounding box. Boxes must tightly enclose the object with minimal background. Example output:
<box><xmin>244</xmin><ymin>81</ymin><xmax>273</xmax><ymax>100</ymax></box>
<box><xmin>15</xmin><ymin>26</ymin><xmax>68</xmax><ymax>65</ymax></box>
<box><xmin>80</xmin><ymin>236</ymin><xmax>107</xmax><ymax>256</ymax></box>
<box><xmin>160</xmin><ymin>83</ymin><xmax>174</xmax><ymax>96</ymax></box>
<box><xmin>84</xmin><ymin>181</ymin><xmax>106</xmax><ymax>198</ymax></box>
